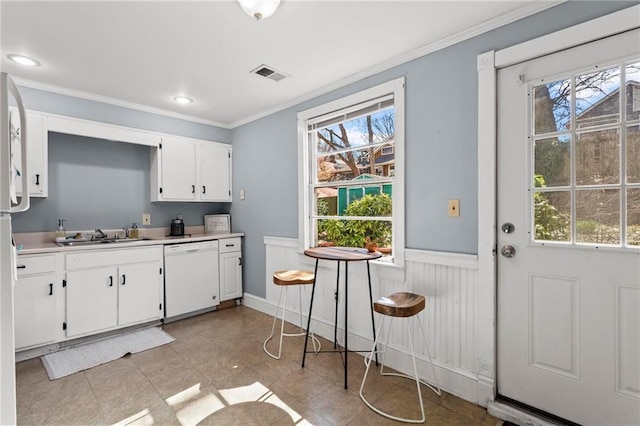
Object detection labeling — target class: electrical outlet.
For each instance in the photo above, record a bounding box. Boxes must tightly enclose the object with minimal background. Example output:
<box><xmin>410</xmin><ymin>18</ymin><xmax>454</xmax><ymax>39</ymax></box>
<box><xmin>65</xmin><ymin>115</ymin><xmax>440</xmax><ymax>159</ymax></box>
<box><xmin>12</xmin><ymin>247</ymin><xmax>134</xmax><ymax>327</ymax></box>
<box><xmin>142</xmin><ymin>213</ymin><xmax>151</xmax><ymax>225</ymax></box>
<box><xmin>240</xmin><ymin>190</ymin><xmax>245</xmax><ymax>200</ymax></box>
<box><xmin>448</xmin><ymin>199</ymin><xmax>460</xmax><ymax>217</ymax></box>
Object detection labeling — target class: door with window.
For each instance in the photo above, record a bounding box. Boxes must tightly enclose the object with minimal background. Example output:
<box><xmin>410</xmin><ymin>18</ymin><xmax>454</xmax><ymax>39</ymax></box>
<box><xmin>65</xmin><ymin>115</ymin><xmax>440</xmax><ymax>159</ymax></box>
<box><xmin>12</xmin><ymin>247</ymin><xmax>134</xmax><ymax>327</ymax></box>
<box><xmin>497</xmin><ymin>29</ymin><xmax>640</xmax><ymax>425</ymax></box>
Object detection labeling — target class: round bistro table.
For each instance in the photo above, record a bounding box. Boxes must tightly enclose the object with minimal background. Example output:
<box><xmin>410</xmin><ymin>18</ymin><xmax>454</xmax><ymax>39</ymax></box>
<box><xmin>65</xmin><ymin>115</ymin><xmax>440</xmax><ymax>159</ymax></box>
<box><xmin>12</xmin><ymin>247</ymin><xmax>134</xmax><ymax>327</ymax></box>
<box><xmin>302</xmin><ymin>246</ymin><xmax>382</xmax><ymax>389</ymax></box>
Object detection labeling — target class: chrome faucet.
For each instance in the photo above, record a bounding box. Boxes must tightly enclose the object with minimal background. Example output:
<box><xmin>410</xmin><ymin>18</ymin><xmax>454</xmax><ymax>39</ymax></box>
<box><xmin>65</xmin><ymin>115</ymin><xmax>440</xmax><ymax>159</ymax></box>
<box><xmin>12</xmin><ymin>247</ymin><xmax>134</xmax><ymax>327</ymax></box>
<box><xmin>122</xmin><ymin>227</ymin><xmax>130</xmax><ymax>239</ymax></box>
<box><xmin>94</xmin><ymin>229</ymin><xmax>107</xmax><ymax>239</ymax></box>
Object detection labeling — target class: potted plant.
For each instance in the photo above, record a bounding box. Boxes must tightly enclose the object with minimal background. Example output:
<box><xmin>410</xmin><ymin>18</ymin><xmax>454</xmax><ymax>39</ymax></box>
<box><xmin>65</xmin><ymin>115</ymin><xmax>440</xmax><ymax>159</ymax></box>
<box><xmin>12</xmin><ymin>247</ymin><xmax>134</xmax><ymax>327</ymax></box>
<box><xmin>364</xmin><ymin>236</ymin><xmax>378</xmax><ymax>252</ymax></box>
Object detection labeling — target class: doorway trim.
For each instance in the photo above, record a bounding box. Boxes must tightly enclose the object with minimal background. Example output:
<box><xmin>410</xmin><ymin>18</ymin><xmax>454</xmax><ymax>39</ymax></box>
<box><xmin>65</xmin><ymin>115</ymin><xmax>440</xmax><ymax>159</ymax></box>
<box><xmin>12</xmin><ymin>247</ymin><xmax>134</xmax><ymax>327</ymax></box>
<box><xmin>475</xmin><ymin>3</ymin><xmax>640</xmax><ymax>410</ymax></box>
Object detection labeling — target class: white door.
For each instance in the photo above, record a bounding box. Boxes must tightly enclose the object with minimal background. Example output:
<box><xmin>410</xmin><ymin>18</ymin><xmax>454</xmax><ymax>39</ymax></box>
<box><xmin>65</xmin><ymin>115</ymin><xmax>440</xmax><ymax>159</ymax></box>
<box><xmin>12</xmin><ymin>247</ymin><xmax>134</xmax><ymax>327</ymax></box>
<box><xmin>220</xmin><ymin>251</ymin><xmax>242</xmax><ymax>301</ymax></box>
<box><xmin>66</xmin><ymin>267</ymin><xmax>118</xmax><ymax>337</ymax></box>
<box><xmin>14</xmin><ymin>274</ymin><xmax>57</xmax><ymax>349</ymax></box>
<box><xmin>199</xmin><ymin>143</ymin><xmax>231</xmax><ymax>201</ymax></box>
<box><xmin>118</xmin><ymin>262</ymin><xmax>162</xmax><ymax>326</ymax></box>
<box><xmin>497</xmin><ymin>29</ymin><xmax>640</xmax><ymax>426</ymax></box>
<box><xmin>161</xmin><ymin>137</ymin><xmax>196</xmax><ymax>200</ymax></box>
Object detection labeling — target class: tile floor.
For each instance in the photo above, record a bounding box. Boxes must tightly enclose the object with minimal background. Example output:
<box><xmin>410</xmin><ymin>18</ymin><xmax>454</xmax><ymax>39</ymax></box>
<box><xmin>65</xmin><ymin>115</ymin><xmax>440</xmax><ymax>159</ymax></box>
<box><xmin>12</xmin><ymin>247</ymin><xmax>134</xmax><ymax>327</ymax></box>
<box><xmin>16</xmin><ymin>305</ymin><xmax>503</xmax><ymax>425</ymax></box>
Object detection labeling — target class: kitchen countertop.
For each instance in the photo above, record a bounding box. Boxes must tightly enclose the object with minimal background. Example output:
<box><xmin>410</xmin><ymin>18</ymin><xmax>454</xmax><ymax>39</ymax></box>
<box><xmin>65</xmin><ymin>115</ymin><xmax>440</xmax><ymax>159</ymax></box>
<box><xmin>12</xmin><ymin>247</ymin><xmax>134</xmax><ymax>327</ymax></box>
<box><xmin>15</xmin><ymin>228</ymin><xmax>244</xmax><ymax>255</ymax></box>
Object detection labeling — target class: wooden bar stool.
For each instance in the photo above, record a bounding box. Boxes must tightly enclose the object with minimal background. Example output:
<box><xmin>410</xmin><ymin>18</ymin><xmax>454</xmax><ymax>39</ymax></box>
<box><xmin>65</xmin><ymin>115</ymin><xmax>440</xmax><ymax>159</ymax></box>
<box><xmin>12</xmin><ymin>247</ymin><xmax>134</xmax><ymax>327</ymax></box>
<box><xmin>263</xmin><ymin>270</ymin><xmax>321</xmax><ymax>360</ymax></box>
<box><xmin>359</xmin><ymin>292</ymin><xmax>441</xmax><ymax>423</ymax></box>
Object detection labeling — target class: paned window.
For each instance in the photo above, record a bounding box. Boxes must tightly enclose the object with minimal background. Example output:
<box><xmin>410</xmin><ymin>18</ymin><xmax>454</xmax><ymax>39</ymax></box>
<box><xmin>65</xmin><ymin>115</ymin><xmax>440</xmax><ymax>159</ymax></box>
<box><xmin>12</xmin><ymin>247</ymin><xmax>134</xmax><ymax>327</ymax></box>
<box><xmin>298</xmin><ymin>79</ymin><xmax>405</xmax><ymax>264</ymax></box>
<box><xmin>531</xmin><ymin>60</ymin><xmax>640</xmax><ymax>247</ymax></box>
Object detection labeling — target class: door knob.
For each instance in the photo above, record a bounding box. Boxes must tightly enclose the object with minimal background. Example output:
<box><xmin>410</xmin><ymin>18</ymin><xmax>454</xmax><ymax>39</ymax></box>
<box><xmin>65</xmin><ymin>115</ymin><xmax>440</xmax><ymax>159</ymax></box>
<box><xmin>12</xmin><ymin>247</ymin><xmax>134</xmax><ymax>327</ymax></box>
<box><xmin>501</xmin><ymin>245</ymin><xmax>516</xmax><ymax>258</ymax></box>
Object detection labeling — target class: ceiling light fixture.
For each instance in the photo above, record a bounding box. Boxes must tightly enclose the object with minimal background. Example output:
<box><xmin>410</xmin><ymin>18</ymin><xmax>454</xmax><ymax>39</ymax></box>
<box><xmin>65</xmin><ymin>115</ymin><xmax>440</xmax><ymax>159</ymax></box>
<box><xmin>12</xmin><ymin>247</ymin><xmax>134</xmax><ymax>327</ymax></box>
<box><xmin>173</xmin><ymin>96</ymin><xmax>193</xmax><ymax>105</ymax></box>
<box><xmin>7</xmin><ymin>54</ymin><xmax>41</xmax><ymax>67</ymax></box>
<box><xmin>237</xmin><ymin>0</ymin><xmax>281</xmax><ymax>21</ymax></box>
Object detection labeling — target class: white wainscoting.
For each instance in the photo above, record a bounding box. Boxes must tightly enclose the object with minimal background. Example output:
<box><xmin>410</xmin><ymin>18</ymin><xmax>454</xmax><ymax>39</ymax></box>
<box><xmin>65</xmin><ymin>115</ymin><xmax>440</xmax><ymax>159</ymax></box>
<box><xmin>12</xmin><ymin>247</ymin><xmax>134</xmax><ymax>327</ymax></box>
<box><xmin>243</xmin><ymin>237</ymin><xmax>485</xmax><ymax>405</ymax></box>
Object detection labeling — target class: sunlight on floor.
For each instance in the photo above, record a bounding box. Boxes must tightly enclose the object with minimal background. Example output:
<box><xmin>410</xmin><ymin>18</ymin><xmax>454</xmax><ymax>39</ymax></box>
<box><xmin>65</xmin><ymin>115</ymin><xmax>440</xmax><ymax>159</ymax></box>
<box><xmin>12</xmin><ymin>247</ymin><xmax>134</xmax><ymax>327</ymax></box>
<box><xmin>220</xmin><ymin>381</ymin><xmax>302</xmax><ymax>423</ymax></box>
<box><xmin>162</xmin><ymin>381</ymin><xmax>309</xmax><ymax>425</ymax></box>
<box><xmin>112</xmin><ymin>408</ymin><xmax>151</xmax><ymax>426</ymax></box>
<box><xmin>165</xmin><ymin>383</ymin><xmax>225</xmax><ymax>425</ymax></box>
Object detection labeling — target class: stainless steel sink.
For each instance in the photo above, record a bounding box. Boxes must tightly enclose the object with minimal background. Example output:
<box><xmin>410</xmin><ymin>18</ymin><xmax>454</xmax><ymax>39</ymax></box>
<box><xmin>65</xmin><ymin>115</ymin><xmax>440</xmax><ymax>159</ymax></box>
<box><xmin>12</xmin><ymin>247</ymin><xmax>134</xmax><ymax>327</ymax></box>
<box><xmin>56</xmin><ymin>237</ymin><xmax>153</xmax><ymax>246</ymax></box>
<box><xmin>109</xmin><ymin>238</ymin><xmax>153</xmax><ymax>243</ymax></box>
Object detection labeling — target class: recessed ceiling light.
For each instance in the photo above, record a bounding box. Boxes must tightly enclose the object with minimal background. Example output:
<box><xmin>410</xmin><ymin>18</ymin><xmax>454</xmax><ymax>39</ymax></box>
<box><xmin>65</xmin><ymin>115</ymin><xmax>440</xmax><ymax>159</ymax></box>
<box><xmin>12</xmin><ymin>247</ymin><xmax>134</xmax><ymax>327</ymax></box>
<box><xmin>173</xmin><ymin>96</ymin><xmax>193</xmax><ymax>105</ymax></box>
<box><xmin>7</xmin><ymin>54</ymin><xmax>41</xmax><ymax>67</ymax></box>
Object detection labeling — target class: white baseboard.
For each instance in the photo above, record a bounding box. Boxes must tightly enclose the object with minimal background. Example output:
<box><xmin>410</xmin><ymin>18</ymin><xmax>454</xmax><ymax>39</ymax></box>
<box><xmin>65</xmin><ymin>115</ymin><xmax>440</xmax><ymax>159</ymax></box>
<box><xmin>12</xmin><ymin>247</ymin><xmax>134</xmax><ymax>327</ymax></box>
<box><xmin>243</xmin><ymin>293</ymin><xmax>486</xmax><ymax>405</ymax></box>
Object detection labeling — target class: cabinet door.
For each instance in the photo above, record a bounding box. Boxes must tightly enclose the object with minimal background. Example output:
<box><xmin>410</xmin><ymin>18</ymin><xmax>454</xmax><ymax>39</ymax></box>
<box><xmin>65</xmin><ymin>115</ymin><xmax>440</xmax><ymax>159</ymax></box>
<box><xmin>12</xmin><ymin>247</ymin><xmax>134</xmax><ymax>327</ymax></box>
<box><xmin>199</xmin><ymin>143</ymin><xmax>231</xmax><ymax>201</ymax></box>
<box><xmin>219</xmin><ymin>252</ymin><xmax>243</xmax><ymax>301</ymax></box>
<box><xmin>13</xmin><ymin>111</ymin><xmax>48</xmax><ymax>198</ymax></box>
<box><xmin>160</xmin><ymin>137</ymin><xmax>196</xmax><ymax>200</ymax></box>
<box><xmin>14</xmin><ymin>274</ymin><xmax>58</xmax><ymax>349</ymax></box>
<box><xmin>66</xmin><ymin>267</ymin><xmax>118</xmax><ymax>337</ymax></box>
<box><xmin>118</xmin><ymin>262</ymin><xmax>163</xmax><ymax>326</ymax></box>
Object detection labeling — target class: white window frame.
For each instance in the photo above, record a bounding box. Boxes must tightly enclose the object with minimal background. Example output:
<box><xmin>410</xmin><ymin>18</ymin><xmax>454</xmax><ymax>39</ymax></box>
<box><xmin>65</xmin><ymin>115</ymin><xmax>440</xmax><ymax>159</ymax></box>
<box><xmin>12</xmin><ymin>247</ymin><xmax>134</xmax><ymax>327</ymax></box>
<box><xmin>297</xmin><ymin>77</ymin><xmax>405</xmax><ymax>266</ymax></box>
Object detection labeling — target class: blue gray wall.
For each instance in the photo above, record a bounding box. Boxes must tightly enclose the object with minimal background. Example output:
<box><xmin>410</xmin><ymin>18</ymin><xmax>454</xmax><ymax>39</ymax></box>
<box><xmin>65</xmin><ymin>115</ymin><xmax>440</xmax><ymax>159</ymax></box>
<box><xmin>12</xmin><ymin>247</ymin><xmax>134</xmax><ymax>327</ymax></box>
<box><xmin>230</xmin><ymin>1</ymin><xmax>638</xmax><ymax>298</ymax></box>
<box><xmin>12</xmin><ymin>88</ymin><xmax>231</xmax><ymax>232</ymax></box>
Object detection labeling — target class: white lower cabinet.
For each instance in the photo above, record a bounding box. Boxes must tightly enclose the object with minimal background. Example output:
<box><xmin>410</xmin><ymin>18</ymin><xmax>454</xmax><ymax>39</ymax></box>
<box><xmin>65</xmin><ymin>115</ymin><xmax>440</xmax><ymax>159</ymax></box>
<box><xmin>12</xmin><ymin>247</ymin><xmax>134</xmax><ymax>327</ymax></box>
<box><xmin>14</xmin><ymin>254</ymin><xmax>61</xmax><ymax>350</ymax></box>
<box><xmin>118</xmin><ymin>262</ymin><xmax>163</xmax><ymax>326</ymax></box>
<box><xmin>66</xmin><ymin>267</ymin><xmax>118</xmax><ymax>337</ymax></box>
<box><xmin>219</xmin><ymin>238</ymin><xmax>243</xmax><ymax>302</ymax></box>
<box><xmin>65</xmin><ymin>246</ymin><xmax>163</xmax><ymax>338</ymax></box>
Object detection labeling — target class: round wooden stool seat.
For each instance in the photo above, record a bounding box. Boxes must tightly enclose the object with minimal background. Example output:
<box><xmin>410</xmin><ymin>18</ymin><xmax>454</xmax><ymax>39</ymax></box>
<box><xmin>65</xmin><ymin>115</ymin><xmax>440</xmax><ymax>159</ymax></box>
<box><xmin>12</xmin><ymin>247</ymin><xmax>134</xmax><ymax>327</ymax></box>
<box><xmin>373</xmin><ymin>292</ymin><xmax>425</xmax><ymax>318</ymax></box>
<box><xmin>264</xmin><ymin>269</ymin><xmax>320</xmax><ymax>360</ymax></box>
<box><xmin>361</xmin><ymin>290</ymin><xmax>440</xmax><ymax>423</ymax></box>
<box><xmin>273</xmin><ymin>270</ymin><xmax>315</xmax><ymax>286</ymax></box>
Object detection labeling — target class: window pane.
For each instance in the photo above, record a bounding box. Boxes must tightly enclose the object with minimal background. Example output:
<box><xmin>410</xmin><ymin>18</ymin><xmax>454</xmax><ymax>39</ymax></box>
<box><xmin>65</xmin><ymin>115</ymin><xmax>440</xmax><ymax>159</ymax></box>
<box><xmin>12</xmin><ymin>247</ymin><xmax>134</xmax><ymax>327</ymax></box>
<box><xmin>534</xmin><ymin>135</ymin><xmax>570</xmax><ymax>187</ymax></box>
<box><xmin>533</xmin><ymin>190</ymin><xmax>570</xmax><ymax>242</ymax></box>
<box><xmin>315</xmin><ymin>109</ymin><xmax>395</xmax><ymax>154</ymax></box>
<box><xmin>317</xmin><ymin>218</ymin><xmax>392</xmax><ymax>249</ymax></box>
<box><xmin>315</xmin><ymin>187</ymin><xmax>338</xmax><ymax>217</ymax></box>
<box><xmin>628</xmin><ymin>125</ymin><xmax>640</xmax><ymax>183</ymax></box>
<box><xmin>626</xmin><ymin>61</ymin><xmax>640</xmax><ymax>122</ymax></box>
<box><xmin>534</xmin><ymin>78</ymin><xmax>570</xmax><ymax>134</ymax></box>
<box><xmin>576</xmin><ymin>189</ymin><xmax>620</xmax><ymax>245</ymax></box>
<box><xmin>576</xmin><ymin>129</ymin><xmax>620</xmax><ymax>185</ymax></box>
<box><xmin>316</xmin><ymin>190</ymin><xmax>392</xmax><ymax>249</ymax></box>
<box><xmin>315</xmin><ymin>106</ymin><xmax>395</xmax><ymax>184</ymax></box>
<box><xmin>628</xmin><ymin>188</ymin><xmax>640</xmax><ymax>246</ymax></box>
<box><xmin>576</xmin><ymin>67</ymin><xmax>621</xmax><ymax>129</ymax></box>
<box><xmin>316</xmin><ymin>146</ymin><xmax>395</xmax><ymax>183</ymax></box>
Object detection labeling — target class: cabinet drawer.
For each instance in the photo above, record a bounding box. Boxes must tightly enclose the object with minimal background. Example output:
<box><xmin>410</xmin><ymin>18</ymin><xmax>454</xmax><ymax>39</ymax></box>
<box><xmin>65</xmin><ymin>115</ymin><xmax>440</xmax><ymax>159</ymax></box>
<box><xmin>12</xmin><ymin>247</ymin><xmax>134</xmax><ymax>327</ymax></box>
<box><xmin>16</xmin><ymin>254</ymin><xmax>56</xmax><ymax>276</ymax></box>
<box><xmin>219</xmin><ymin>238</ymin><xmax>241</xmax><ymax>253</ymax></box>
<box><xmin>66</xmin><ymin>246</ymin><xmax>162</xmax><ymax>270</ymax></box>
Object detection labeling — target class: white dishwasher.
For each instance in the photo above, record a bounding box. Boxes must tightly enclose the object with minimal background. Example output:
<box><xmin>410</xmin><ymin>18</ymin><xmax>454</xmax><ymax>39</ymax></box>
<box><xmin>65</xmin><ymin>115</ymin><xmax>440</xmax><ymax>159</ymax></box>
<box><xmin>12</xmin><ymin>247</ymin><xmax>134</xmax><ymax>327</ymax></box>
<box><xmin>164</xmin><ymin>240</ymin><xmax>219</xmax><ymax>319</ymax></box>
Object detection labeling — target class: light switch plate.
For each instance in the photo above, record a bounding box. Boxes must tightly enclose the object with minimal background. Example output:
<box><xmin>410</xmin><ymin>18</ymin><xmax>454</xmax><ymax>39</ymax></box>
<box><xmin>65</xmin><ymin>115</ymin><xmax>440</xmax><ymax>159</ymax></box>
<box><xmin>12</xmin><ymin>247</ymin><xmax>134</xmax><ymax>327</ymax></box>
<box><xmin>448</xmin><ymin>199</ymin><xmax>460</xmax><ymax>217</ymax></box>
<box><xmin>142</xmin><ymin>213</ymin><xmax>151</xmax><ymax>225</ymax></box>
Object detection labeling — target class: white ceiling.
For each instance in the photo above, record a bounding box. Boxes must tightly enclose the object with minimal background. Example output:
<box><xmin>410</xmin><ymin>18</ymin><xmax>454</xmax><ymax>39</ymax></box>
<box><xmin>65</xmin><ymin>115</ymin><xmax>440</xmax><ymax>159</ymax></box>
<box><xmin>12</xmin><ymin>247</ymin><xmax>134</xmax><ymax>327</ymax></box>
<box><xmin>1</xmin><ymin>0</ymin><xmax>559</xmax><ymax>128</ymax></box>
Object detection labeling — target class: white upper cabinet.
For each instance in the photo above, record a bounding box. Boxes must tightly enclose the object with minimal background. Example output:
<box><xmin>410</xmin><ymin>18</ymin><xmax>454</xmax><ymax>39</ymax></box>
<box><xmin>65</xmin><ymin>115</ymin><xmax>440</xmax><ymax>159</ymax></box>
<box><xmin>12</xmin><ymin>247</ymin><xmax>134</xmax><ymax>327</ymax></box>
<box><xmin>158</xmin><ymin>136</ymin><xmax>197</xmax><ymax>200</ymax></box>
<box><xmin>151</xmin><ymin>136</ymin><xmax>231</xmax><ymax>202</ymax></box>
<box><xmin>199</xmin><ymin>142</ymin><xmax>231</xmax><ymax>201</ymax></box>
<box><xmin>12</xmin><ymin>110</ymin><xmax>48</xmax><ymax>198</ymax></box>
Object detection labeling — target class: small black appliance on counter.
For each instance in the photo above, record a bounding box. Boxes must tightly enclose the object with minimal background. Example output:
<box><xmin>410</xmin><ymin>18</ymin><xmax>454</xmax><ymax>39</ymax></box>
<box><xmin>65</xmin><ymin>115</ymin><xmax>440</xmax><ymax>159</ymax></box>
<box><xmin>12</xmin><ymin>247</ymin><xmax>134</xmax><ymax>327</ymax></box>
<box><xmin>170</xmin><ymin>216</ymin><xmax>185</xmax><ymax>236</ymax></box>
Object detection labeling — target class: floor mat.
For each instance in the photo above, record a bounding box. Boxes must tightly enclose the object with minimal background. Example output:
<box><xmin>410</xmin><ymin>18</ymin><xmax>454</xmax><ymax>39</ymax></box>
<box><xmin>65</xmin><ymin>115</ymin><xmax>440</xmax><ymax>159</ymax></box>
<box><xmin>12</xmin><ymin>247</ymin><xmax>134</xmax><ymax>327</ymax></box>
<box><xmin>41</xmin><ymin>327</ymin><xmax>174</xmax><ymax>380</ymax></box>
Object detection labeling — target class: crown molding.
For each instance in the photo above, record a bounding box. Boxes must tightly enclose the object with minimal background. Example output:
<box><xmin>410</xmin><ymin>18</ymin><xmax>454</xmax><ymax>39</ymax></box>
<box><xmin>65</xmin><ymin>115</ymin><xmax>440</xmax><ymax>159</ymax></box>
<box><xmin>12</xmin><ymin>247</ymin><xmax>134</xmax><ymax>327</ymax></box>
<box><xmin>229</xmin><ymin>0</ymin><xmax>564</xmax><ymax>128</ymax></box>
<box><xmin>13</xmin><ymin>77</ymin><xmax>232</xmax><ymax>129</ymax></box>
<box><xmin>12</xmin><ymin>1</ymin><xmax>564</xmax><ymax>131</ymax></box>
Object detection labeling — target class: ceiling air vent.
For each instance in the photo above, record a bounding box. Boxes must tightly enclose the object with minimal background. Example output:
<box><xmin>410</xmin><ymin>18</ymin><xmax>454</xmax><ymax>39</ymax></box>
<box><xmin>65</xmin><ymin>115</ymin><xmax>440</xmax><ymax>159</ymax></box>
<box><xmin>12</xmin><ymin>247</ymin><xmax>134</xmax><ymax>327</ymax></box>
<box><xmin>250</xmin><ymin>64</ymin><xmax>289</xmax><ymax>82</ymax></box>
